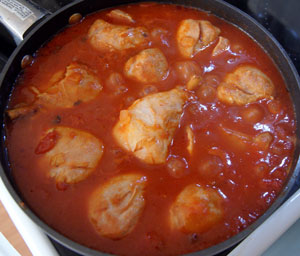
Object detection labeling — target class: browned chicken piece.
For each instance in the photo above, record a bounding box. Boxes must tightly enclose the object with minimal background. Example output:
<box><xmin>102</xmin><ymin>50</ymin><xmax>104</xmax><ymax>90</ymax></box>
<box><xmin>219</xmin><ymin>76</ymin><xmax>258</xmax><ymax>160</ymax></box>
<box><xmin>124</xmin><ymin>48</ymin><xmax>168</xmax><ymax>83</ymax></box>
<box><xmin>88</xmin><ymin>173</ymin><xmax>147</xmax><ymax>239</ymax></box>
<box><xmin>36</xmin><ymin>126</ymin><xmax>104</xmax><ymax>184</ymax></box>
<box><xmin>113</xmin><ymin>88</ymin><xmax>188</xmax><ymax>164</ymax></box>
<box><xmin>217</xmin><ymin>65</ymin><xmax>275</xmax><ymax>105</ymax></box>
<box><xmin>88</xmin><ymin>19</ymin><xmax>149</xmax><ymax>52</ymax></box>
<box><xmin>107</xmin><ymin>9</ymin><xmax>135</xmax><ymax>23</ymax></box>
<box><xmin>169</xmin><ymin>185</ymin><xmax>224</xmax><ymax>233</ymax></box>
<box><xmin>177</xmin><ymin>19</ymin><xmax>221</xmax><ymax>58</ymax></box>
<box><xmin>212</xmin><ymin>36</ymin><xmax>230</xmax><ymax>57</ymax></box>
<box><xmin>36</xmin><ymin>63</ymin><xmax>102</xmax><ymax>108</ymax></box>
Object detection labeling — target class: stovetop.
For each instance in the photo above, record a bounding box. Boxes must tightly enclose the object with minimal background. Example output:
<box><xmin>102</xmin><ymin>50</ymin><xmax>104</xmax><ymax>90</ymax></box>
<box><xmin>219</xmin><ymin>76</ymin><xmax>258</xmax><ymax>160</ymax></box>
<box><xmin>0</xmin><ymin>0</ymin><xmax>299</xmax><ymax>255</ymax></box>
<box><xmin>1</xmin><ymin>0</ymin><xmax>300</xmax><ymax>72</ymax></box>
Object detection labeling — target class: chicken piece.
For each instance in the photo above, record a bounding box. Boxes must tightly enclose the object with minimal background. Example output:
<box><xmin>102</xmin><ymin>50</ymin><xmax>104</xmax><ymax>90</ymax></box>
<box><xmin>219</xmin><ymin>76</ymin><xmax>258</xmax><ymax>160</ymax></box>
<box><xmin>88</xmin><ymin>174</ymin><xmax>147</xmax><ymax>239</ymax></box>
<box><xmin>88</xmin><ymin>19</ymin><xmax>149</xmax><ymax>52</ymax></box>
<box><xmin>36</xmin><ymin>127</ymin><xmax>104</xmax><ymax>184</ymax></box>
<box><xmin>177</xmin><ymin>19</ymin><xmax>220</xmax><ymax>58</ymax></box>
<box><xmin>212</xmin><ymin>36</ymin><xmax>230</xmax><ymax>57</ymax></box>
<box><xmin>113</xmin><ymin>88</ymin><xmax>188</xmax><ymax>164</ymax></box>
<box><xmin>177</xmin><ymin>19</ymin><xmax>200</xmax><ymax>58</ymax></box>
<box><xmin>199</xmin><ymin>20</ymin><xmax>221</xmax><ymax>47</ymax></box>
<box><xmin>217</xmin><ymin>66</ymin><xmax>275</xmax><ymax>105</ymax></box>
<box><xmin>107</xmin><ymin>9</ymin><xmax>135</xmax><ymax>23</ymax></box>
<box><xmin>186</xmin><ymin>126</ymin><xmax>195</xmax><ymax>155</ymax></box>
<box><xmin>169</xmin><ymin>185</ymin><xmax>223</xmax><ymax>233</ymax></box>
<box><xmin>7</xmin><ymin>62</ymin><xmax>101</xmax><ymax>118</ymax></box>
<box><xmin>124</xmin><ymin>48</ymin><xmax>168</xmax><ymax>83</ymax></box>
<box><xmin>37</xmin><ymin>62</ymin><xmax>102</xmax><ymax>108</ymax></box>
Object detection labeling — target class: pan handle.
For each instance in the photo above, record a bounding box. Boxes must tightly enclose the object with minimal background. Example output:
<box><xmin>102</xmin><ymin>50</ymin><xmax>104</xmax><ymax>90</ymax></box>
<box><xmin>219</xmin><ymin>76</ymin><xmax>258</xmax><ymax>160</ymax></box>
<box><xmin>0</xmin><ymin>0</ymin><xmax>49</xmax><ymax>45</ymax></box>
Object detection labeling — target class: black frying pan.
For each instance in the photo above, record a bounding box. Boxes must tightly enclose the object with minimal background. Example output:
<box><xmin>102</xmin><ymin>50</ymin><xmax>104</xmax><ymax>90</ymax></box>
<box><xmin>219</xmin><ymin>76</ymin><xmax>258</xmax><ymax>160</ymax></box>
<box><xmin>0</xmin><ymin>0</ymin><xmax>300</xmax><ymax>255</ymax></box>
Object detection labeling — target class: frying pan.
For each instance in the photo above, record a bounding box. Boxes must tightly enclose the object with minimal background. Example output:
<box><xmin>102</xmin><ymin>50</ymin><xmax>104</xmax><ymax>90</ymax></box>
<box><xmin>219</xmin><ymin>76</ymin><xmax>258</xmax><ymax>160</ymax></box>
<box><xmin>0</xmin><ymin>0</ymin><xmax>300</xmax><ymax>255</ymax></box>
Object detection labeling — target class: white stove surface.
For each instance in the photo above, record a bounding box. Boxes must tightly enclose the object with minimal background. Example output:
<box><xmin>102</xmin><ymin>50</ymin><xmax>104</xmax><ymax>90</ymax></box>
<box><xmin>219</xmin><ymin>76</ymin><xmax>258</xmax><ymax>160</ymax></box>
<box><xmin>263</xmin><ymin>218</ymin><xmax>300</xmax><ymax>256</ymax></box>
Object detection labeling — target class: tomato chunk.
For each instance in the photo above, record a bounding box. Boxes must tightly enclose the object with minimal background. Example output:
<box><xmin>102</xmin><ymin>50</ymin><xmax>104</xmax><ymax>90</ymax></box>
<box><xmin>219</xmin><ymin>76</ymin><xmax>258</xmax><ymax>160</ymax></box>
<box><xmin>35</xmin><ymin>131</ymin><xmax>59</xmax><ymax>154</ymax></box>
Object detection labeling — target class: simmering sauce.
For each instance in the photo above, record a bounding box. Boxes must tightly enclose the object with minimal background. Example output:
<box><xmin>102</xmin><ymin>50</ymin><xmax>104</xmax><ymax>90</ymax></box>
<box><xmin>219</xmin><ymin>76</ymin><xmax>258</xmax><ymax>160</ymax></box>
<box><xmin>6</xmin><ymin>3</ymin><xmax>296</xmax><ymax>256</ymax></box>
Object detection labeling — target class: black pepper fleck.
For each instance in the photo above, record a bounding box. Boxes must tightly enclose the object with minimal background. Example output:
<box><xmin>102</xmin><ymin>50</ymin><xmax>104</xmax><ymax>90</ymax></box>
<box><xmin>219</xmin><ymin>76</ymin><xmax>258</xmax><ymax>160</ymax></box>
<box><xmin>74</xmin><ymin>100</ymin><xmax>82</xmax><ymax>106</ymax></box>
<box><xmin>54</xmin><ymin>115</ymin><xmax>61</xmax><ymax>124</ymax></box>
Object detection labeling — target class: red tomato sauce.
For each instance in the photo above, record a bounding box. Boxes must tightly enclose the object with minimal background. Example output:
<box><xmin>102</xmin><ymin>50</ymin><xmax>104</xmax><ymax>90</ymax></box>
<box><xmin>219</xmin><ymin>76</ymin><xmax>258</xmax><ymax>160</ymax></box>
<box><xmin>6</xmin><ymin>3</ymin><xmax>296</xmax><ymax>256</ymax></box>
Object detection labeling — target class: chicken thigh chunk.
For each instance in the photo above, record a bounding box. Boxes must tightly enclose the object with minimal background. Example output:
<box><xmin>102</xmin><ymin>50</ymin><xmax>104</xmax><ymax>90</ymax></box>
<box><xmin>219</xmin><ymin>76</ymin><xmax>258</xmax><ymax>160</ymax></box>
<box><xmin>217</xmin><ymin>65</ymin><xmax>275</xmax><ymax>105</ymax></box>
<box><xmin>113</xmin><ymin>88</ymin><xmax>188</xmax><ymax>164</ymax></box>
<box><xmin>7</xmin><ymin>63</ymin><xmax>102</xmax><ymax>119</ymax></box>
<box><xmin>88</xmin><ymin>174</ymin><xmax>147</xmax><ymax>239</ymax></box>
<box><xmin>177</xmin><ymin>19</ymin><xmax>220</xmax><ymax>58</ymax></box>
<box><xmin>169</xmin><ymin>185</ymin><xmax>224</xmax><ymax>233</ymax></box>
<box><xmin>212</xmin><ymin>36</ymin><xmax>230</xmax><ymax>57</ymax></box>
<box><xmin>37</xmin><ymin>62</ymin><xmax>102</xmax><ymax>108</ymax></box>
<box><xmin>88</xmin><ymin>19</ymin><xmax>149</xmax><ymax>51</ymax></box>
<box><xmin>124</xmin><ymin>48</ymin><xmax>168</xmax><ymax>83</ymax></box>
<box><xmin>36</xmin><ymin>126</ymin><xmax>104</xmax><ymax>185</ymax></box>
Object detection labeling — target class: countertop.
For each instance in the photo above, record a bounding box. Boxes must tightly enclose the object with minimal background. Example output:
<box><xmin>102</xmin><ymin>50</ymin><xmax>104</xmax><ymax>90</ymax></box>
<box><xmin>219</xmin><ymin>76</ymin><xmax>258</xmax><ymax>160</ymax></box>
<box><xmin>0</xmin><ymin>200</ymin><xmax>31</xmax><ymax>256</ymax></box>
